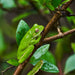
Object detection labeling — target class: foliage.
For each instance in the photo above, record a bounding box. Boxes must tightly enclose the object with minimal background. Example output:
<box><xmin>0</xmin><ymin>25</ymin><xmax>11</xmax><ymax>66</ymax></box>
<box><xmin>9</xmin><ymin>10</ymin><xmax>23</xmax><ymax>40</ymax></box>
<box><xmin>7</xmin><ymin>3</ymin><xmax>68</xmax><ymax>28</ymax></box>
<box><xmin>7</xmin><ymin>59</ymin><xmax>19</xmax><ymax>66</ymax></box>
<box><xmin>16</xmin><ymin>20</ymin><xmax>30</xmax><ymax>45</ymax></box>
<box><xmin>27</xmin><ymin>60</ymin><xmax>43</xmax><ymax>75</ymax></box>
<box><xmin>0</xmin><ymin>0</ymin><xmax>75</xmax><ymax>75</ymax></box>
<box><xmin>71</xmin><ymin>43</ymin><xmax>75</xmax><ymax>53</ymax></box>
<box><xmin>64</xmin><ymin>54</ymin><xmax>75</xmax><ymax>74</ymax></box>
<box><xmin>0</xmin><ymin>29</ymin><xmax>6</xmax><ymax>55</ymax></box>
<box><xmin>30</xmin><ymin>46</ymin><xmax>59</xmax><ymax>73</ymax></box>
<box><xmin>0</xmin><ymin>0</ymin><xmax>16</xmax><ymax>8</ymax></box>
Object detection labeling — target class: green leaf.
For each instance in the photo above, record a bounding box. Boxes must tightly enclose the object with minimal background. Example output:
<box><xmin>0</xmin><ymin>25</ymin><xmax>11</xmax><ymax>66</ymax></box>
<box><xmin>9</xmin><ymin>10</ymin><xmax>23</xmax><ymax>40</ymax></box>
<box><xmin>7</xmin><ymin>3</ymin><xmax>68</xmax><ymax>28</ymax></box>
<box><xmin>55</xmin><ymin>36</ymin><xmax>71</xmax><ymax>61</ymax></box>
<box><xmin>7</xmin><ymin>59</ymin><xmax>19</xmax><ymax>66</ymax></box>
<box><xmin>71</xmin><ymin>43</ymin><xmax>75</xmax><ymax>53</ymax></box>
<box><xmin>12</xmin><ymin>11</ymin><xmax>37</xmax><ymax>22</ymax></box>
<box><xmin>66</xmin><ymin>8</ymin><xmax>75</xmax><ymax>27</ymax></box>
<box><xmin>62</xmin><ymin>0</ymin><xmax>70</xmax><ymax>5</ymax></box>
<box><xmin>1</xmin><ymin>0</ymin><xmax>16</xmax><ymax>8</ymax></box>
<box><xmin>46</xmin><ymin>2</ymin><xmax>55</xmax><ymax>11</ymax></box>
<box><xmin>33</xmin><ymin>44</ymin><xmax>50</xmax><ymax>59</ymax></box>
<box><xmin>41</xmin><ymin>51</ymin><xmax>56</xmax><ymax>65</ymax></box>
<box><xmin>64</xmin><ymin>54</ymin><xmax>75</xmax><ymax>74</ymax></box>
<box><xmin>30</xmin><ymin>51</ymin><xmax>59</xmax><ymax>73</ymax></box>
<box><xmin>18</xmin><ymin>0</ymin><xmax>29</xmax><ymax>6</ymax></box>
<box><xmin>55</xmin><ymin>40</ymin><xmax>64</xmax><ymax>61</ymax></box>
<box><xmin>30</xmin><ymin>51</ymin><xmax>56</xmax><ymax>65</ymax></box>
<box><xmin>38</xmin><ymin>0</ymin><xmax>46</xmax><ymax>5</ymax></box>
<box><xmin>27</xmin><ymin>60</ymin><xmax>43</xmax><ymax>75</ymax></box>
<box><xmin>41</xmin><ymin>60</ymin><xmax>59</xmax><ymax>73</ymax></box>
<box><xmin>16</xmin><ymin>20</ymin><xmax>30</xmax><ymax>45</ymax></box>
<box><xmin>32</xmin><ymin>0</ymin><xmax>45</xmax><ymax>10</ymax></box>
<box><xmin>30</xmin><ymin>44</ymin><xmax>59</xmax><ymax>73</ymax></box>
<box><xmin>0</xmin><ymin>29</ymin><xmax>6</xmax><ymax>55</ymax></box>
<box><xmin>39</xmin><ymin>0</ymin><xmax>61</xmax><ymax>10</ymax></box>
<box><xmin>51</xmin><ymin>0</ymin><xmax>62</xmax><ymax>8</ymax></box>
<box><xmin>61</xmin><ymin>26</ymin><xmax>70</xmax><ymax>32</ymax></box>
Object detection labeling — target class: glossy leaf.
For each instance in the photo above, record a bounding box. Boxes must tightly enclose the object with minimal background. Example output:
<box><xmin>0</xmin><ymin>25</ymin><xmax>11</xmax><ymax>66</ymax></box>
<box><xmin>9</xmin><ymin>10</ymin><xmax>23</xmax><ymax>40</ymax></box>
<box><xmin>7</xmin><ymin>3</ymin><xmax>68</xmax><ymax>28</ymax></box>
<box><xmin>33</xmin><ymin>44</ymin><xmax>50</xmax><ymax>59</ymax></box>
<box><xmin>41</xmin><ymin>51</ymin><xmax>56</xmax><ymax>65</ymax></box>
<box><xmin>30</xmin><ymin>45</ymin><xmax>59</xmax><ymax>73</ymax></box>
<box><xmin>41</xmin><ymin>60</ymin><xmax>59</xmax><ymax>73</ymax></box>
<box><xmin>27</xmin><ymin>60</ymin><xmax>43</xmax><ymax>75</ymax></box>
<box><xmin>7</xmin><ymin>59</ymin><xmax>19</xmax><ymax>66</ymax></box>
<box><xmin>1</xmin><ymin>0</ymin><xmax>16</xmax><ymax>8</ymax></box>
<box><xmin>30</xmin><ymin>51</ymin><xmax>56</xmax><ymax>65</ymax></box>
<box><xmin>64</xmin><ymin>54</ymin><xmax>75</xmax><ymax>74</ymax></box>
<box><xmin>16</xmin><ymin>20</ymin><xmax>30</xmax><ymax>45</ymax></box>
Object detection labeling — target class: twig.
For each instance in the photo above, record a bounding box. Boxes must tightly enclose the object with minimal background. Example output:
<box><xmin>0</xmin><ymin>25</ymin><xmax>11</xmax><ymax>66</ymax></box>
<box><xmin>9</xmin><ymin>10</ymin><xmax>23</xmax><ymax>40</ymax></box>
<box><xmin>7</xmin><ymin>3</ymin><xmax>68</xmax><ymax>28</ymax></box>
<box><xmin>43</xmin><ymin>28</ymin><xmax>75</xmax><ymax>43</ymax></box>
<box><xmin>57</xmin><ymin>26</ymin><xmax>62</xmax><ymax>34</ymax></box>
<box><xmin>58</xmin><ymin>61</ymin><xmax>63</xmax><ymax>75</ymax></box>
<box><xmin>13</xmin><ymin>0</ymin><xmax>73</xmax><ymax>75</ymax></box>
<box><xmin>41</xmin><ymin>0</ymin><xmax>73</xmax><ymax>38</ymax></box>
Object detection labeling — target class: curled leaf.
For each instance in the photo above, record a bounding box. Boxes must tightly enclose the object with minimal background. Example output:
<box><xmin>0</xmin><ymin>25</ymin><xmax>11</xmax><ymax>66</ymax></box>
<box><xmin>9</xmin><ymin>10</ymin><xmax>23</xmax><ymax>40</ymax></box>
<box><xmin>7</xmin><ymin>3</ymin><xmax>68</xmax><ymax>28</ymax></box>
<box><xmin>27</xmin><ymin>60</ymin><xmax>43</xmax><ymax>75</ymax></box>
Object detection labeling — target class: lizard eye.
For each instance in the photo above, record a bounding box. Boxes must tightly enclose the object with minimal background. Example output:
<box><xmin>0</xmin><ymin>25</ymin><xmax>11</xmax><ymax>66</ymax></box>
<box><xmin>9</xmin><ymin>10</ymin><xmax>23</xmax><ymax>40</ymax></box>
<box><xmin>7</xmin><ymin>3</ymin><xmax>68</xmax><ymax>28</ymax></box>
<box><xmin>35</xmin><ymin>28</ymin><xmax>39</xmax><ymax>33</ymax></box>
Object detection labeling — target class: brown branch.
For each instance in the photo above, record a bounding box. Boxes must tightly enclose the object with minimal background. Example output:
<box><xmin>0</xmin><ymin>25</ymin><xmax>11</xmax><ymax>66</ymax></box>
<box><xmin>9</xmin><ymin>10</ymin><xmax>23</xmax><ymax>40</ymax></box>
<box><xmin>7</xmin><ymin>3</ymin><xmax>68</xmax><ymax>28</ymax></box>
<box><xmin>57</xmin><ymin>61</ymin><xmax>63</xmax><ymax>75</ymax></box>
<box><xmin>43</xmin><ymin>29</ymin><xmax>75</xmax><ymax>43</ymax></box>
<box><xmin>42</xmin><ymin>0</ymin><xmax>73</xmax><ymax>38</ymax></box>
<box><xmin>13</xmin><ymin>0</ymin><xmax>73</xmax><ymax>75</ymax></box>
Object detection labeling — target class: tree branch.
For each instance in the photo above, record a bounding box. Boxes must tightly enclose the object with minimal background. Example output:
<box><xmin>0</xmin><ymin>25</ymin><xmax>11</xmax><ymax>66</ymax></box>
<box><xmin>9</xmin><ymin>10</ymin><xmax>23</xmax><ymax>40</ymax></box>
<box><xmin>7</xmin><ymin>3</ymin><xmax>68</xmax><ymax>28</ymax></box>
<box><xmin>43</xmin><ymin>29</ymin><xmax>75</xmax><ymax>43</ymax></box>
<box><xmin>42</xmin><ymin>0</ymin><xmax>73</xmax><ymax>38</ymax></box>
<box><xmin>13</xmin><ymin>0</ymin><xmax>73</xmax><ymax>75</ymax></box>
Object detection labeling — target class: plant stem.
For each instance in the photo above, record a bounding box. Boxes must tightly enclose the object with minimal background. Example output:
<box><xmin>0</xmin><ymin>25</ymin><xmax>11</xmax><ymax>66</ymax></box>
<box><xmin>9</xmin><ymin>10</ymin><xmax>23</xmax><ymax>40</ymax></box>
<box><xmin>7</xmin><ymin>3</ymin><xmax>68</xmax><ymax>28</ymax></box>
<box><xmin>58</xmin><ymin>61</ymin><xmax>63</xmax><ymax>75</ymax></box>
